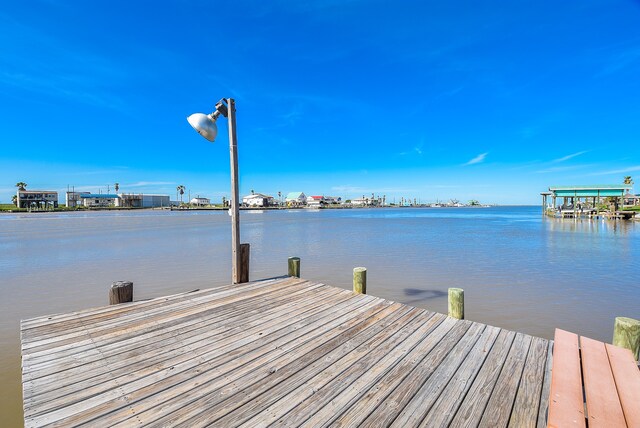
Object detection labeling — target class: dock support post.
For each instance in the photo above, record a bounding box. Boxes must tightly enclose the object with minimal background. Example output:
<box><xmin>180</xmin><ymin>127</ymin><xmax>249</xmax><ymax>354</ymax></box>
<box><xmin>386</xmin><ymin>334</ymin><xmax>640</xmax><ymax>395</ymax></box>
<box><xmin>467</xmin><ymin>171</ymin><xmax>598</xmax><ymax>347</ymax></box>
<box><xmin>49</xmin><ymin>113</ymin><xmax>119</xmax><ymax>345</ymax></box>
<box><xmin>353</xmin><ymin>267</ymin><xmax>367</xmax><ymax>294</ymax></box>
<box><xmin>448</xmin><ymin>288</ymin><xmax>464</xmax><ymax>319</ymax></box>
<box><xmin>109</xmin><ymin>281</ymin><xmax>133</xmax><ymax>305</ymax></box>
<box><xmin>239</xmin><ymin>243</ymin><xmax>250</xmax><ymax>283</ymax></box>
<box><xmin>613</xmin><ymin>316</ymin><xmax>640</xmax><ymax>360</ymax></box>
<box><xmin>288</xmin><ymin>257</ymin><xmax>300</xmax><ymax>278</ymax></box>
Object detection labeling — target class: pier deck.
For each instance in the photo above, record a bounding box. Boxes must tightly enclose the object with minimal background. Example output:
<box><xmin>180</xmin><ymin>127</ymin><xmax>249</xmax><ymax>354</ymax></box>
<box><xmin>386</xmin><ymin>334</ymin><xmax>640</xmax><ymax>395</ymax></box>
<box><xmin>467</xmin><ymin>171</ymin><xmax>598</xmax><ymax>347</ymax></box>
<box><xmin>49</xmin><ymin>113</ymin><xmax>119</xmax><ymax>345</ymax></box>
<box><xmin>21</xmin><ymin>277</ymin><xmax>551</xmax><ymax>427</ymax></box>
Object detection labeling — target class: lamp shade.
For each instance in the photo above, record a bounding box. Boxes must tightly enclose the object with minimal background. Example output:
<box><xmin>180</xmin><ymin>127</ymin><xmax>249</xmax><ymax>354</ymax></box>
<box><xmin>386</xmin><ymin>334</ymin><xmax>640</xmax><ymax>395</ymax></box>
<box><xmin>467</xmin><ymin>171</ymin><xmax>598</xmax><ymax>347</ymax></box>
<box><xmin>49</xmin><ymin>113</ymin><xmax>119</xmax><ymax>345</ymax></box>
<box><xmin>187</xmin><ymin>113</ymin><xmax>217</xmax><ymax>142</ymax></box>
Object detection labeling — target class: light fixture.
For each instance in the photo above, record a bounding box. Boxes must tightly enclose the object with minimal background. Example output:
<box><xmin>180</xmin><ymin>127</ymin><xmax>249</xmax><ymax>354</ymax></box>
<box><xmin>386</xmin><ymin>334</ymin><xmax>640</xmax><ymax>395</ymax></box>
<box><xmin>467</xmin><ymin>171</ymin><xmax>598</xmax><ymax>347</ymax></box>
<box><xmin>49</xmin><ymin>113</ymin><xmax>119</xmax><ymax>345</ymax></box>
<box><xmin>187</xmin><ymin>99</ymin><xmax>229</xmax><ymax>142</ymax></box>
<box><xmin>187</xmin><ymin>98</ymin><xmax>241</xmax><ymax>284</ymax></box>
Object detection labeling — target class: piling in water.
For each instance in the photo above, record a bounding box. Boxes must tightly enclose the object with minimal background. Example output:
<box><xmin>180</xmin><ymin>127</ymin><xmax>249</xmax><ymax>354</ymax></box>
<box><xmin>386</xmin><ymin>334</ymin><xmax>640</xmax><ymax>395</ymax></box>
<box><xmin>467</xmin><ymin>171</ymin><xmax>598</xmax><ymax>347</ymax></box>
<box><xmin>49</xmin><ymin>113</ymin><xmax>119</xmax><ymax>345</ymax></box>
<box><xmin>613</xmin><ymin>316</ymin><xmax>640</xmax><ymax>360</ymax></box>
<box><xmin>288</xmin><ymin>257</ymin><xmax>300</xmax><ymax>278</ymax></box>
<box><xmin>448</xmin><ymin>288</ymin><xmax>464</xmax><ymax>319</ymax></box>
<box><xmin>109</xmin><ymin>281</ymin><xmax>133</xmax><ymax>305</ymax></box>
<box><xmin>353</xmin><ymin>267</ymin><xmax>367</xmax><ymax>294</ymax></box>
<box><xmin>239</xmin><ymin>243</ymin><xmax>250</xmax><ymax>283</ymax></box>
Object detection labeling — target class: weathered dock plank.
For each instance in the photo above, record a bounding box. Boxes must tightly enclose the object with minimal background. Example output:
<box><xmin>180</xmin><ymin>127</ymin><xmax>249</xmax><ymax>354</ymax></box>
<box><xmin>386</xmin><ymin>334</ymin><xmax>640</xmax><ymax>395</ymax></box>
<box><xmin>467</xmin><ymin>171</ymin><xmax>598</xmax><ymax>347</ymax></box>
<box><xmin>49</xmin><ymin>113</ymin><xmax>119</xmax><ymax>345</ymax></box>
<box><xmin>508</xmin><ymin>336</ymin><xmax>549</xmax><ymax>427</ymax></box>
<box><xmin>21</xmin><ymin>277</ymin><xmax>550</xmax><ymax>427</ymax></box>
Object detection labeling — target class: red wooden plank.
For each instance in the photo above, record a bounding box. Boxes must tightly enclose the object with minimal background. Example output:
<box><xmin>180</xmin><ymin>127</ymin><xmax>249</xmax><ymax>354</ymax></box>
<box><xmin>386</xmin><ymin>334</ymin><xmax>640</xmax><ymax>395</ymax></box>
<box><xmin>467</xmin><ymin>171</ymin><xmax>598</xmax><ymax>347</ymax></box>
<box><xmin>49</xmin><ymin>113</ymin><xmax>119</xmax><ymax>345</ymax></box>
<box><xmin>547</xmin><ymin>329</ymin><xmax>585</xmax><ymax>428</ymax></box>
<box><xmin>606</xmin><ymin>343</ymin><xmax>640</xmax><ymax>428</ymax></box>
<box><xmin>580</xmin><ymin>336</ymin><xmax>626</xmax><ymax>428</ymax></box>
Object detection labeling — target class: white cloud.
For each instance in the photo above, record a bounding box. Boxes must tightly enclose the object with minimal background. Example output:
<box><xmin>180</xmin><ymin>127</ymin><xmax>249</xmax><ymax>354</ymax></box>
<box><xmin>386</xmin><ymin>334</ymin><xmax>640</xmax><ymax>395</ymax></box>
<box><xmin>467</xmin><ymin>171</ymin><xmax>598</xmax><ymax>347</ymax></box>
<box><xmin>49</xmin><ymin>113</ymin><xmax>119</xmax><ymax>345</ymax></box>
<box><xmin>588</xmin><ymin>165</ymin><xmax>640</xmax><ymax>176</ymax></box>
<box><xmin>552</xmin><ymin>151</ymin><xmax>588</xmax><ymax>163</ymax></box>
<box><xmin>464</xmin><ymin>152</ymin><xmax>488</xmax><ymax>166</ymax></box>
<box><xmin>330</xmin><ymin>185</ymin><xmax>417</xmax><ymax>195</ymax></box>
<box><xmin>126</xmin><ymin>181</ymin><xmax>175</xmax><ymax>187</ymax></box>
<box><xmin>535</xmin><ymin>164</ymin><xmax>593</xmax><ymax>174</ymax></box>
<box><xmin>398</xmin><ymin>145</ymin><xmax>423</xmax><ymax>156</ymax></box>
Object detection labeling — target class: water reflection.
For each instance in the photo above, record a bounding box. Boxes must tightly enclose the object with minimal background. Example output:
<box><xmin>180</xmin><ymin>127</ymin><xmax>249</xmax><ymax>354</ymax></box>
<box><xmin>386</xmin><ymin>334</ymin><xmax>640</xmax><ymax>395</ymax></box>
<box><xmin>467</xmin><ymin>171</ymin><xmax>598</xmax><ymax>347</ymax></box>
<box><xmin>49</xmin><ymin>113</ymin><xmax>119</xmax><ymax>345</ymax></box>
<box><xmin>544</xmin><ymin>216</ymin><xmax>632</xmax><ymax>236</ymax></box>
<box><xmin>0</xmin><ymin>206</ymin><xmax>638</xmax><ymax>425</ymax></box>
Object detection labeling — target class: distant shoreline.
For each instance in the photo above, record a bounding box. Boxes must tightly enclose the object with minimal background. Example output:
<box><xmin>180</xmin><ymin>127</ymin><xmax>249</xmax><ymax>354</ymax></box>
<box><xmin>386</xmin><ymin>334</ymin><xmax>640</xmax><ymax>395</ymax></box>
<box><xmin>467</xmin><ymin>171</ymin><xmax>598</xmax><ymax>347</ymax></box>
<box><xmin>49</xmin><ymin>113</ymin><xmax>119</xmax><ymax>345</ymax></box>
<box><xmin>0</xmin><ymin>205</ymin><xmax>542</xmax><ymax>215</ymax></box>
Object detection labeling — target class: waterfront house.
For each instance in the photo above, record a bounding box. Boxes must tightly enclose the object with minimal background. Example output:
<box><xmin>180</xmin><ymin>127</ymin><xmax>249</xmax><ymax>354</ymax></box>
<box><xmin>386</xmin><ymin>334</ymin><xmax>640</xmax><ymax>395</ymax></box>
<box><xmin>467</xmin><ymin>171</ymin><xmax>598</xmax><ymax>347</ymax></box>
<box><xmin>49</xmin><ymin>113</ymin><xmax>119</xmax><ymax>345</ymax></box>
<box><xmin>243</xmin><ymin>193</ymin><xmax>274</xmax><ymax>207</ymax></box>
<box><xmin>324</xmin><ymin>196</ymin><xmax>342</xmax><ymax>205</ymax></box>
<box><xmin>285</xmin><ymin>192</ymin><xmax>306</xmax><ymax>207</ymax></box>
<box><xmin>623</xmin><ymin>192</ymin><xmax>640</xmax><ymax>206</ymax></box>
<box><xmin>306</xmin><ymin>195</ymin><xmax>325</xmax><ymax>207</ymax></box>
<box><xmin>190</xmin><ymin>197</ymin><xmax>211</xmax><ymax>206</ymax></box>
<box><xmin>17</xmin><ymin>190</ymin><xmax>58</xmax><ymax>209</ymax></box>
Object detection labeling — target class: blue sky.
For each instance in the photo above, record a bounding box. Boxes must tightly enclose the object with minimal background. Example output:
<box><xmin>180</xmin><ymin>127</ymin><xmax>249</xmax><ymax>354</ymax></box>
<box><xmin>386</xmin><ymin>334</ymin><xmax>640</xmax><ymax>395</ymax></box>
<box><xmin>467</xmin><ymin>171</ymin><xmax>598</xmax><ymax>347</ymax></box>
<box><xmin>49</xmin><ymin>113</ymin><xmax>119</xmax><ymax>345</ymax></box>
<box><xmin>1</xmin><ymin>0</ymin><xmax>639</xmax><ymax>204</ymax></box>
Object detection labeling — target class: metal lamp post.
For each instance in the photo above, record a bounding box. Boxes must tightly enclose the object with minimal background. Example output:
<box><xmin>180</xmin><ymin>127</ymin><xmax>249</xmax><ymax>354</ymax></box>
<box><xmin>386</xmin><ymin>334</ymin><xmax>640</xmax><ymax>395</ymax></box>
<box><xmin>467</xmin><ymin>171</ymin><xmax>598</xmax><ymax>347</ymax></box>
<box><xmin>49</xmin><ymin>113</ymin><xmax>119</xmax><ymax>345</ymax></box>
<box><xmin>187</xmin><ymin>98</ymin><xmax>241</xmax><ymax>284</ymax></box>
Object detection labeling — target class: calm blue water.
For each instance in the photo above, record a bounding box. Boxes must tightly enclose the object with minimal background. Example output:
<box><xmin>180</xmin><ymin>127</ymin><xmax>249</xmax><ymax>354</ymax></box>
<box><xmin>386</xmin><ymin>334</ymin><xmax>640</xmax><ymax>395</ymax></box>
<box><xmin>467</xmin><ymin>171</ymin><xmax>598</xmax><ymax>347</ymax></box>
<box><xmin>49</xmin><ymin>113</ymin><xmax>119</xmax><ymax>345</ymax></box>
<box><xmin>1</xmin><ymin>206</ymin><xmax>639</xmax><ymax>422</ymax></box>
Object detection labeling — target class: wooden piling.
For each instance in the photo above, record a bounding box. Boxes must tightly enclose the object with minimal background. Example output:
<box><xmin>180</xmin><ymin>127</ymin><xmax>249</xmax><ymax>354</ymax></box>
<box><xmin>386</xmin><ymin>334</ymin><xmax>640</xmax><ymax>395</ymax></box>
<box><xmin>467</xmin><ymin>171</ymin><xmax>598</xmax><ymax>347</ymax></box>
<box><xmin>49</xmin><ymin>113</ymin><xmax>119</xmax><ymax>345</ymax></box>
<box><xmin>613</xmin><ymin>316</ymin><xmax>640</xmax><ymax>360</ymax></box>
<box><xmin>109</xmin><ymin>281</ymin><xmax>133</xmax><ymax>305</ymax></box>
<box><xmin>239</xmin><ymin>243</ymin><xmax>250</xmax><ymax>283</ymax></box>
<box><xmin>288</xmin><ymin>257</ymin><xmax>300</xmax><ymax>278</ymax></box>
<box><xmin>448</xmin><ymin>288</ymin><xmax>464</xmax><ymax>319</ymax></box>
<box><xmin>353</xmin><ymin>267</ymin><xmax>367</xmax><ymax>294</ymax></box>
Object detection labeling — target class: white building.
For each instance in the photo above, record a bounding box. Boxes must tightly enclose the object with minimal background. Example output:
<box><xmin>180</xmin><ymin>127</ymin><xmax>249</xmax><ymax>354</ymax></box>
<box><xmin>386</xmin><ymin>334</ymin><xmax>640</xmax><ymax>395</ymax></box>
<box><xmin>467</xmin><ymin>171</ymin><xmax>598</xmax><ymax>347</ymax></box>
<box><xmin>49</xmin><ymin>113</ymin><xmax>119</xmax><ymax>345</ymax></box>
<box><xmin>306</xmin><ymin>196</ymin><xmax>325</xmax><ymax>207</ymax></box>
<box><xmin>65</xmin><ymin>191</ymin><xmax>90</xmax><ymax>208</ymax></box>
<box><xmin>190</xmin><ymin>197</ymin><xmax>210</xmax><ymax>206</ymax></box>
<box><xmin>285</xmin><ymin>192</ymin><xmax>306</xmax><ymax>206</ymax></box>
<box><xmin>351</xmin><ymin>197</ymin><xmax>370</xmax><ymax>206</ymax></box>
<box><xmin>80</xmin><ymin>194</ymin><xmax>118</xmax><ymax>207</ymax></box>
<box><xmin>324</xmin><ymin>196</ymin><xmax>342</xmax><ymax>205</ymax></box>
<box><xmin>243</xmin><ymin>193</ymin><xmax>274</xmax><ymax>207</ymax></box>
<box><xmin>17</xmin><ymin>190</ymin><xmax>58</xmax><ymax>209</ymax></box>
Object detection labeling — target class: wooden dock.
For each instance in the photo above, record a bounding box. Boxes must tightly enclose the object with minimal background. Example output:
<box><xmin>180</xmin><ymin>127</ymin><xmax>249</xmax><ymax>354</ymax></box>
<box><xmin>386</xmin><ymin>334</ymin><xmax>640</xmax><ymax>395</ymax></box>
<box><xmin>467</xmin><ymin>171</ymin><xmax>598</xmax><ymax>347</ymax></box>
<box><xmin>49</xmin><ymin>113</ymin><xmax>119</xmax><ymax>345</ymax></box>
<box><xmin>21</xmin><ymin>277</ymin><xmax>552</xmax><ymax>427</ymax></box>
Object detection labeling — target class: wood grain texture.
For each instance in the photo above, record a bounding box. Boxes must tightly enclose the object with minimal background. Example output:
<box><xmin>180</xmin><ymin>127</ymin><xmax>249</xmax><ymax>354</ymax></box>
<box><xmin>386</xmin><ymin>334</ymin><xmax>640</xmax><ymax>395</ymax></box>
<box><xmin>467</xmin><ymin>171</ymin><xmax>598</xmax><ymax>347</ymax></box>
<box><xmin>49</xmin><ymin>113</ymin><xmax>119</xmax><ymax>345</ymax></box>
<box><xmin>358</xmin><ymin>319</ymin><xmax>472</xmax><ymax>428</ymax></box>
<box><xmin>606</xmin><ymin>343</ymin><xmax>640</xmax><ymax>428</ymax></box>
<box><xmin>547</xmin><ymin>329</ymin><xmax>586</xmax><ymax>428</ymax></box>
<box><xmin>448</xmin><ymin>287</ymin><xmax>464</xmax><ymax>319</ymax></box>
<box><xmin>389</xmin><ymin>322</ymin><xmax>487</xmax><ymax>427</ymax></box>
<box><xmin>536</xmin><ymin>340</ymin><xmax>553</xmax><ymax>428</ymax></box>
<box><xmin>580</xmin><ymin>336</ymin><xmax>626</xmax><ymax>428</ymax></box>
<box><xmin>478</xmin><ymin>332</ymin><xmax>532</xmax><ymax>428</ymax></box>
<box><xmin>508</xmin><ymin>336</ymin><xmax>548</xmax><ymax>428</ymax></box>
<box><xmin>448</xmin><ymin>329</ymin><xmax>516</xmax><ymax>428</ymax></box>
<box><xmin>612</xmin><ymin>316</ymin><xmax>640</xmax><ymax>360</ymax></box>
<box><xmin>21</xmin><ymin>277</ymin><xmax>551</xmax><ymax>428</ymax></box>
<box><xmin>108</xmin><ymin>281</ymin><xmax>133</xmax><ymax>305</ymax></box>
<box><xmin>419</xmin><ymin>326</ymin><xmax>503</xmax><ymax>428</ymax></box>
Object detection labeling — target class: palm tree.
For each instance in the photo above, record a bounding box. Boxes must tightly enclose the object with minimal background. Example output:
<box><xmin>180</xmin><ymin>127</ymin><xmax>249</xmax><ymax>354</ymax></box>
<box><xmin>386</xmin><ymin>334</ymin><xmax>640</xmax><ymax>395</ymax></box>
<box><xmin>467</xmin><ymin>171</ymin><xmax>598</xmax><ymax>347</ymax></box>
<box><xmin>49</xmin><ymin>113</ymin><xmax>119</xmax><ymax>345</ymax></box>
<box><xmin>624</xmin><ymin>176</ymin><xmax>633</xmax><ymax>185</ymax></box>
<box><xmin>177</xmin><ymin>185</ymin><xmax>185</xmax><ymax>204</ymax></box>
<box><xmin>278</xmin><ymin>191</ymin><xmax>282</xmax><ymax>206</ymax></box>
<box><xmin>15</xmin><ymin>182</ymin><xmax>27</xmax><ymax>191</ymax></box>
<box><xmin>114</xmin><ymin>183</ymin><xmax>120</xmax><ymax>193</ymax></box>
<box><xmin>11</xmin><ymin>195</ymin><xmax>17</xmax><ymax>206</ymax></box>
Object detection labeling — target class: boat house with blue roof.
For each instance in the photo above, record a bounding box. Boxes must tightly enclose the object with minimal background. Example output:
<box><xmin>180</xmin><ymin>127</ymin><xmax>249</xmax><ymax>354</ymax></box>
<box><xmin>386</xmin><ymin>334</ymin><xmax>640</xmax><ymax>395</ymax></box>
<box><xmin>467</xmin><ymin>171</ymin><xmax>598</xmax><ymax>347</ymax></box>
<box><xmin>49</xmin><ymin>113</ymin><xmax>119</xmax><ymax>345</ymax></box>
<box><xmin>541</xmin><ymin>184</ymin><xmax>632</xmax><ymax>216</ymax></box>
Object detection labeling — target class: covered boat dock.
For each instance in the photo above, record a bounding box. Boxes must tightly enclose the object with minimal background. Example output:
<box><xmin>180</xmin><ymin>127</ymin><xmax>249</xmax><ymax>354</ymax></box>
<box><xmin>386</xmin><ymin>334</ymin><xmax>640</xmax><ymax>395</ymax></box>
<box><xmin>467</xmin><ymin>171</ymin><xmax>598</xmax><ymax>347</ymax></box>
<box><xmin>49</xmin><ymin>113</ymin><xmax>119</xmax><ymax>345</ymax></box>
<box><xmin>542</xmin><ymin>184</ymin><xmax>631</xmax><ymax>218</ymax></box>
